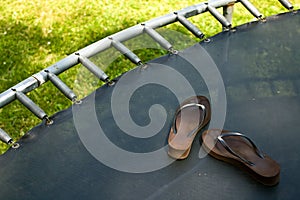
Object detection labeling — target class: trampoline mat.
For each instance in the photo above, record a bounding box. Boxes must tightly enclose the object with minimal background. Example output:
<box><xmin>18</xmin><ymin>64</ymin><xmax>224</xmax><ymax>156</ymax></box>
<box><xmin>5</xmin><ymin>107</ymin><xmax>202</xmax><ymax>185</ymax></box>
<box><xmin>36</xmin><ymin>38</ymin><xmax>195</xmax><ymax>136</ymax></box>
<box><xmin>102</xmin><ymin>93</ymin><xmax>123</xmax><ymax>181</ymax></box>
<box><xmin>0</xmin><ymin>11</ymin><xmax>300</xmax><ymax>200</ymax></box>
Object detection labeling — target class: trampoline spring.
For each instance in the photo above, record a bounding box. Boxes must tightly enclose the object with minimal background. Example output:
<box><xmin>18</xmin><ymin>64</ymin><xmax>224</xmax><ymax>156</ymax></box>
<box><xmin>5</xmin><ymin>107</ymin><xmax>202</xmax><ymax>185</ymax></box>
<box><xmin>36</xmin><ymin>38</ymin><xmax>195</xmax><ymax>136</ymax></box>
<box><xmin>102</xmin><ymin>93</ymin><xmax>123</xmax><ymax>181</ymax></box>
<box><xmin>45</xmin><ymin>70</ymin><xmax>77</xmax><ymax>102</ymax></box>
<box><xmin>207</xmin><ymin>5</ymin><xmax>231</xmax><ymax>29</ymax></box>
<box><xmin>204</xmin><ymin>38</ymin><xmax>211</xmax><ymax>43</ymax></box>
<box><xmin>0</xmin><ymin>127</ymin><xmax>13</xmax><ymax>145</ymax></box>
<box><xmin>72</xmin><ymin>98</ymin><xmax>82</xmax><ymax>104</ymax></box>
<box><xmin>137</xmin><ymin>61</ymin><xmax>149</xmax><ymax>69</ymax></box>
<box><xmin>175</xmin><ymin>13</ymin><xmax>205</xmax><ymax>39</ymax></box>
<box><xmin>168</xmin><ymin>47</ymin><xmax>178</xmax><ymax>55</ymax></box>
<box><xmin>13</xmin><ymin>89</ymin><xmax>49</xmax><ymax>122</ymax></box>
<box><xmin>10</xmin><ymin>141</ymin><xmax>20</xmax><ymax>149</ymax></box>
<box><xmin>278</xmin><ymin>0</ymin><xmax>294</xmax><ymax>11</ymax></box>
<box><xmin>105</xmin><ymin>78</ymin><xmax>115</xmax><ymax>87</ymax></box>
<box><xmin>142</xmin><ymin>25</ymin><xmax>173</xmax><ymax>51</ymax></box>
<box><xmin>76</xmin><ymin>53</ymin><xmax>110</xmax><ymax>82</ymax></box>
<box><xmin>109</xmin><ymin>38</ymin><xmax>142</xmax><ymax>65</ymax></box>
<box><xmin>45</xmin><ymin>116</ymin><xmax>53</xmax><ymax>126</ymax></box>
<box><xmin>239</xmin><ymin>0</ymin><xmax>263</xmax><ymax>19</ymax></box>
<box><xmin>139</xmin><ymin>63</ymin><xmax>149</xmax><ymax>70</ymax></box>
<box><xmin>223</xmin><ymin>3</ymin><xmax>235</xmax><ymax>31</ymax></box>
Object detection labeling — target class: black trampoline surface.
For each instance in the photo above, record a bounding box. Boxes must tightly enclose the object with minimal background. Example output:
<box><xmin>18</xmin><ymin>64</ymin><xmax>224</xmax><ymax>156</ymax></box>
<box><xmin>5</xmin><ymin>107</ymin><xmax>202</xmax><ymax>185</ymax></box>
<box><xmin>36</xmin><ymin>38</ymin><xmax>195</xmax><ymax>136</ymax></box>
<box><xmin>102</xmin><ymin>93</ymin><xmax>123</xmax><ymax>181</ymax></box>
<box><xmin>0</xmin><ymin>10</ymin><xmax>300</xmax><ymax>200</ymax></box>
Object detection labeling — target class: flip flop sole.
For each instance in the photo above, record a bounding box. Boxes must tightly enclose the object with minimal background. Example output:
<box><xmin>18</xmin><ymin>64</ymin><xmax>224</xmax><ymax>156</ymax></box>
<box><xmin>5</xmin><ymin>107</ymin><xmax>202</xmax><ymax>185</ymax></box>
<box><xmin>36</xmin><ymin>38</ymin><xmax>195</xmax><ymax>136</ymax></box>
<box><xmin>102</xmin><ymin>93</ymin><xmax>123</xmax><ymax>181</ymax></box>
<box><xmin>202</xmin><ymin>129</ymin><xmax>280</xmax><ymax>186</ymax></box>
<box><xmin>168</xmin><ymin>96</ymin><xmax>211</xmax><ymax>159</ymax></box>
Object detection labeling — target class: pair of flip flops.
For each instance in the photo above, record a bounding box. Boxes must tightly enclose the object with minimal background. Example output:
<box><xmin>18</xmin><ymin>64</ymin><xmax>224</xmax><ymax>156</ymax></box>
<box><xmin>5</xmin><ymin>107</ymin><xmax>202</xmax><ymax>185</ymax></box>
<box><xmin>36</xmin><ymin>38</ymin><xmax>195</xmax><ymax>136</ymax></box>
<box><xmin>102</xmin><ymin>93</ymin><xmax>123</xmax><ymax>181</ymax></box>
<box><xmin>167</xmin><ymin>96</ymin><xmax>280</xmax><ymax>186</ymax></box>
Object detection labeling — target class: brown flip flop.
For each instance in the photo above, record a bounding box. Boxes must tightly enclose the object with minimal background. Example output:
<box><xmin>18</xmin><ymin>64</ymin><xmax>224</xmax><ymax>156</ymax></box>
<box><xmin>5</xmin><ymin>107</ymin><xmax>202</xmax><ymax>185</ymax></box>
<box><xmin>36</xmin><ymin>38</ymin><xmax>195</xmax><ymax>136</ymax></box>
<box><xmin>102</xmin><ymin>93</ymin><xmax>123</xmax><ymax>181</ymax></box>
<box><xmin>168</xmin><ymin>96</ymin><xmax>211</xmax><ymax>159</ymax></box>
<box><xmin>202</xmin><ymin>129</ymin><xmax>280</xmax><ymax>186</ymax></box>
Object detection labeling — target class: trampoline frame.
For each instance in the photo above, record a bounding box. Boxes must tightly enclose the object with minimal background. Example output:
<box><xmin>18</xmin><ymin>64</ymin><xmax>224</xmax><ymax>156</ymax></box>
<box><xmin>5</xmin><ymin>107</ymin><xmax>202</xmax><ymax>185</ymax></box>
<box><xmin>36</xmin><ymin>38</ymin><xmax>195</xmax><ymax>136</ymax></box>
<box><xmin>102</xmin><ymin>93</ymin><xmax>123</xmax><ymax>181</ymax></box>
<box><xmin>0</xmin><ymin>0</ymin><xmax>295</xmax><ymax>145</ymax></box>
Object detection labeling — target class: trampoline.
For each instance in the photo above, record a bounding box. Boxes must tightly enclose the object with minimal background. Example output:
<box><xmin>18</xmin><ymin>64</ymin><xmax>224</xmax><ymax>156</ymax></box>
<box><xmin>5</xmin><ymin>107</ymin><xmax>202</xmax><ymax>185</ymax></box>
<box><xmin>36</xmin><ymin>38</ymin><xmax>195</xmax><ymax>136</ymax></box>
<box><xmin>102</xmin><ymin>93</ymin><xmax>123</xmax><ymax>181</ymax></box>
<box><xmin>0</xmin><ymin>0</ymin><xmax>299</xmax><ymax>199</ymax></box>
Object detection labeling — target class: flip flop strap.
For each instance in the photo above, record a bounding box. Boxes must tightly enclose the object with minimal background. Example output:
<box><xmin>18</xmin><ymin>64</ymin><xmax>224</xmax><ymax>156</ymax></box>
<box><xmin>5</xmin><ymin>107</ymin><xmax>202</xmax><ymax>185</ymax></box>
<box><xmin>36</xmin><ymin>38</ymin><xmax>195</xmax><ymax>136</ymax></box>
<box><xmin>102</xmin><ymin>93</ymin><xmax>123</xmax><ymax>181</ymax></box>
<box><xmin>172</xmin><ymin>103</ymin><xmax>206</xmax><ymax>136</ymax></box>
<box><xmin>217</xmin><ymin>132</ymin><xmax>265</xmax><ymax>166</ymax></box>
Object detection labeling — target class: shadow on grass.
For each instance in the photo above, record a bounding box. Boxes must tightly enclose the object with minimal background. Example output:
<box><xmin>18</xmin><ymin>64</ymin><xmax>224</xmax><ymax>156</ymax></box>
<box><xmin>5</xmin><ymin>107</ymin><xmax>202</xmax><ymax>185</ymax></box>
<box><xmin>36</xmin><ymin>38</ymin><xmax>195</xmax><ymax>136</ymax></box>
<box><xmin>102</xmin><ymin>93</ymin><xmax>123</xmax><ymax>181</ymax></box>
<box><xmin>0</xmin><ymin>17</ymin><xmax>197</xmax><ymax>153</ymax></box>
<box><xmin>0</xmin><ymin>19</ymin><xmax>76</xmax><ymax>153</ymax></box>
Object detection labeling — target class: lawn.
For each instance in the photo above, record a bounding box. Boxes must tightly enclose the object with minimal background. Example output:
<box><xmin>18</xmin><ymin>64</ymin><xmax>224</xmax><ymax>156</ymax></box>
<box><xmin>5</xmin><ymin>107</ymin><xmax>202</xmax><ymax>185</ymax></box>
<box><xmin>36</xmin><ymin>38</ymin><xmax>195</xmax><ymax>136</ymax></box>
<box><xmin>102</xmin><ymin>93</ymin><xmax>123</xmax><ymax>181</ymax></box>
<box><xmin>0</xmin><ymin>0</ymin><xmax>299</xmax><ymax>154</ymax></box>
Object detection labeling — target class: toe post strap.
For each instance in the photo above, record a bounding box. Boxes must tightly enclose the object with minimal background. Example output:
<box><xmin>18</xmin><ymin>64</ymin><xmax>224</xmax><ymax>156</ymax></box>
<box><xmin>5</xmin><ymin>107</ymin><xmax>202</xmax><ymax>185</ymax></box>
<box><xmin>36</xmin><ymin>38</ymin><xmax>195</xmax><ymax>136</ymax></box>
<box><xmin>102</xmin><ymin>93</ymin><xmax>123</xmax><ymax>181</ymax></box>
<box><xmin>217</xmin><ymin>132</ymin><xmax>265</xmax><ymax>166</ymax></box>
<box><xmin>172</xmin><ymin>103</ymin><xmax>206</xmax><ymax>135</ymax></box>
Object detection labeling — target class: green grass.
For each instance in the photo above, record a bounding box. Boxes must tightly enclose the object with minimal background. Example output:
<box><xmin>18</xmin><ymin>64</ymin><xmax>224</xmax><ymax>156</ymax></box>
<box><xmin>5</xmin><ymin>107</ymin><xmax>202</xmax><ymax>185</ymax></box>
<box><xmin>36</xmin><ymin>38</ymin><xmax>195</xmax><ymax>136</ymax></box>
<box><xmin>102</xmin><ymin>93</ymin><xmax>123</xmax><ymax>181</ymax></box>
<box><xmin>0</xmin><ymin>0</ymin><xmax>299</xmax><ymax>154</ymax></box>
